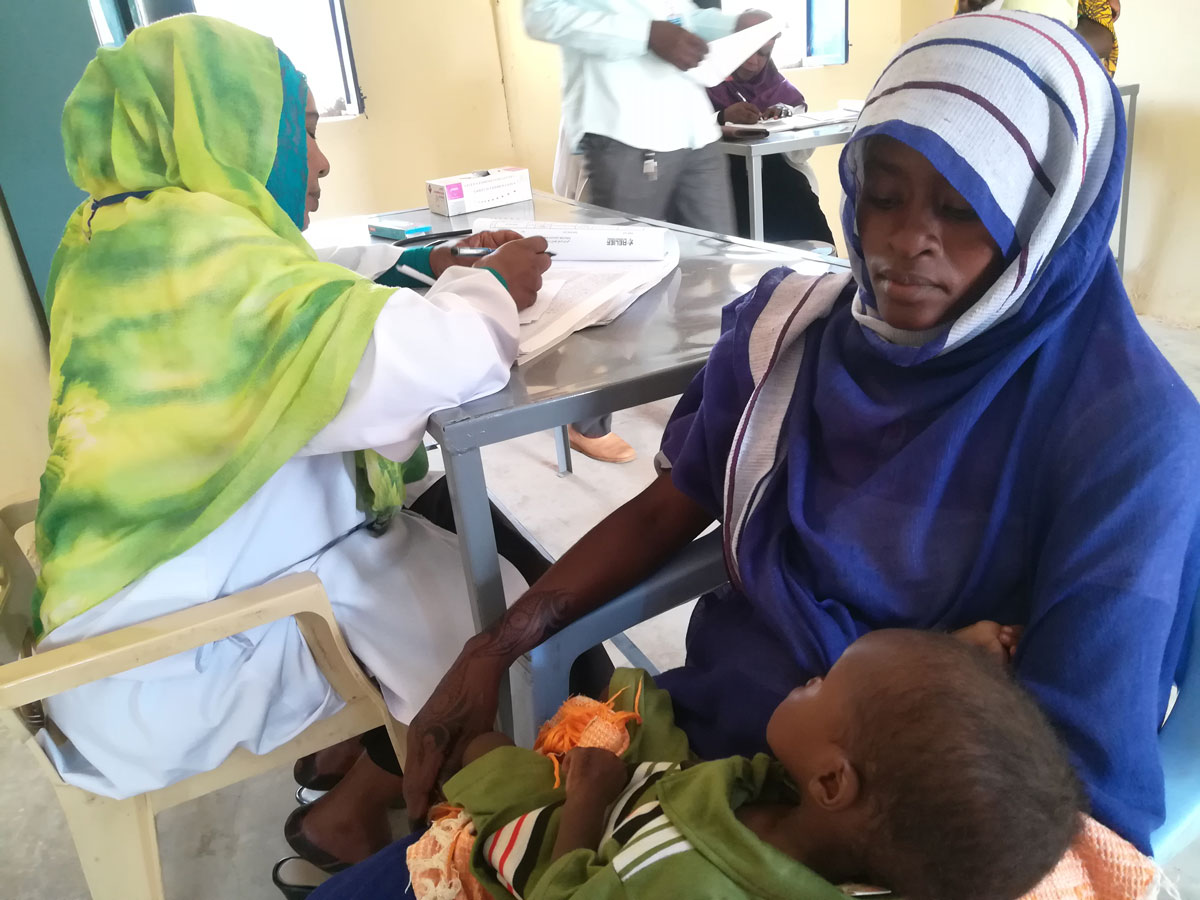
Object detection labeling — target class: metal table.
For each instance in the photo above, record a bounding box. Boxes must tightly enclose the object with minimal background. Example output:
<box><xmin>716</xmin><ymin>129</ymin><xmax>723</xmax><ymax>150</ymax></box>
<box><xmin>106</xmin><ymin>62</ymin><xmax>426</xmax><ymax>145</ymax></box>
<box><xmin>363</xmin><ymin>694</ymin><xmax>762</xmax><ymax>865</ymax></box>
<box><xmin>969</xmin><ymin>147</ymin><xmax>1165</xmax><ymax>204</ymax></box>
<box><xmin>715</xmin><ymin>120</ymin><xmax>855</xmax><ymax>242</ymax></box>
<box><xmin>309</xmin><ymin>191</ymin><xmax>846</xmax><ymax>731</ymax></box>
<box><xmin>716</xmin><ymin>84</ymin><xmax>1139</xmax><ymax>278</ymax></box>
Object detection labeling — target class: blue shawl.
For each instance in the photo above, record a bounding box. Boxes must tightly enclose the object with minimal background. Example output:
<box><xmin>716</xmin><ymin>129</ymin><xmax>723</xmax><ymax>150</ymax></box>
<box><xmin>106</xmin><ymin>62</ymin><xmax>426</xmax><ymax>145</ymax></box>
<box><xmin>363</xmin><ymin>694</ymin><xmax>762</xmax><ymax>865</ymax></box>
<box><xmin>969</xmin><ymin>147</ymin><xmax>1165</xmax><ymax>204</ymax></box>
<box><xmin>659</xmin><ymin>12</ymin><xmax>1200</xmax><ymax>854</ymax></box>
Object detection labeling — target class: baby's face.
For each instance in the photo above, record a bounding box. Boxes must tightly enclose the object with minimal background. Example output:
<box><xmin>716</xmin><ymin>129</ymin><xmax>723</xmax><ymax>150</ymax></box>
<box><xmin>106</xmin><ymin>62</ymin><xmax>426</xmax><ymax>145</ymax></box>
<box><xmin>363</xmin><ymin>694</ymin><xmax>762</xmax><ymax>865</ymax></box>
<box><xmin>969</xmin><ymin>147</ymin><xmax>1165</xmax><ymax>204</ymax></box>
<box><xmin>766</xmin><ymin>648</ymin><xmax>859</xmax><ymax>782</ymax></box>
<box><xmin>766</xmin><ymin>632</ymin><xmax>905</xmax><ymax>784</ymax></box>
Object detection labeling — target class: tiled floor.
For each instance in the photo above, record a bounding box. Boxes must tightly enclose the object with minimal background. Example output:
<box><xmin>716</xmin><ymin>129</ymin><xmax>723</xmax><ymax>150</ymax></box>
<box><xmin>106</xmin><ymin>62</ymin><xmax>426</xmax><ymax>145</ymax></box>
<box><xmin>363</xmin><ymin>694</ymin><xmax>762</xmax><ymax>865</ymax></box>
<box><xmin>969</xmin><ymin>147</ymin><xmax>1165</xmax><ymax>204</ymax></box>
<box><xmin>3</xmin><ymin>323</ymin><xmax>1199</xmax><ymax>898</ymax></box>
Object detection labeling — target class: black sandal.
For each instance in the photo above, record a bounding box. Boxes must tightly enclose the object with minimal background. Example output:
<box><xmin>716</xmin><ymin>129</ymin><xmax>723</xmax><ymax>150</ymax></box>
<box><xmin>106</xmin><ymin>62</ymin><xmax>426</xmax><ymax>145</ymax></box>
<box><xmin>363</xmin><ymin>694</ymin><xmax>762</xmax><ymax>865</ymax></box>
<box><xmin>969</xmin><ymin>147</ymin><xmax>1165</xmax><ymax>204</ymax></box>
<box><xmin>293</xmin><ymin>755</ymin><xmax>348</xmax><ymax>793</ymax></box>
<box><xmin>284</xmin><ymin>805</ymin><xmax>352</xmax><ymax>875</ymax></box>
<box><xmin>270</xmin><ymin>857</ymin><xmax>328</xmax><ymax>900</ymax></box>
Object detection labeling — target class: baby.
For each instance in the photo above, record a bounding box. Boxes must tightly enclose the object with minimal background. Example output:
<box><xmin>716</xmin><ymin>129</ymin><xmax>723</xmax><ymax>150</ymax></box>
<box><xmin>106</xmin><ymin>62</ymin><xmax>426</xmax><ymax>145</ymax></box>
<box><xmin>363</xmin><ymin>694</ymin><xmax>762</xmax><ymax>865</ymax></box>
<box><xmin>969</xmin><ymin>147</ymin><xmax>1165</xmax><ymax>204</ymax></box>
<box><xmin>404</xmin><ymin>627</ymin><xmax>1080</xmax><ymax>900</ymax></box>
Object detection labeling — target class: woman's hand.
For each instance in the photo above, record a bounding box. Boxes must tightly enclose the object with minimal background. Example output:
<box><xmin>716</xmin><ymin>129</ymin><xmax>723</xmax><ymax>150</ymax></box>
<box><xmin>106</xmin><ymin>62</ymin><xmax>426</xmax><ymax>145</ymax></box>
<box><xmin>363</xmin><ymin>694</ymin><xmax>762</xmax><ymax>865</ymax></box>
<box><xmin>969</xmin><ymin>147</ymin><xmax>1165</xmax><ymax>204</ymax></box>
<box><xmin>479</xmin><ymin>235</ymin><xmax>552</xmax><ymax>311</ymax></box>
<box><xmin>763</xmin><ymin>104</ymin><xmax>793</xmax><ymax>120</ymax></box>
<box><xmin>405</xmin><ymin>473</ymin><xmax>714</xmax><ymax>822</ymax></box>
<box><xmin>722</xmin><ymin>101</ymin><xmax>762</xmax><ymax>125</ymax></box>
<box><xmin>429</xmin><ymin>230</ymin><xmax>527</xmax><ymax>278</ymax></box>
<box><xmin>403</xmin><ymin>646</ymin><xmax>508</xmax><ymax>823</ymax></box>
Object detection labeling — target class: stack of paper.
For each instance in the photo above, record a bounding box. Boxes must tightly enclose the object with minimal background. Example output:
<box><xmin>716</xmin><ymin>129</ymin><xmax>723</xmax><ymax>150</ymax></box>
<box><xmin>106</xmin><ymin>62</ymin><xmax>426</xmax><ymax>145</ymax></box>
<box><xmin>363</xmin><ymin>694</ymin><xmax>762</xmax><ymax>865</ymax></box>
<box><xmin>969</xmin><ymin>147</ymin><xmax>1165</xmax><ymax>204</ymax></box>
<box><xmin>497</xmin><ymin>227</ymin><xmax>680</xmax><ymax>364</ymax></box>
<box><xmin>721</xmin><ymin>107</ymin><xmax>860</xmax><ymax>140</ymax></box>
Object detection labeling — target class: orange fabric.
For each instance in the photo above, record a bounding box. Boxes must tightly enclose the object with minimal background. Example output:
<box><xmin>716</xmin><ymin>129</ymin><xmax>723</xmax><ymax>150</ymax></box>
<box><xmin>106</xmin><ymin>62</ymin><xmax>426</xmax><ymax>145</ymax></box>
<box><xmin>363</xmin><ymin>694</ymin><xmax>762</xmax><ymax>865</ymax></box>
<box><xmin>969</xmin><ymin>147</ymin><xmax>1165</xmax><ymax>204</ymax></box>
<box><xmin>533</xmin><ymin>685</ymin><xmax>643</xmax><ymax>787</ymax></box>
<box><xmin>1020</xmin><ymin>816</ymin><xmax>1159</xmax><ymax>900</ymax></box>
<box><xmin>407</xmin><ymin>804</ymin><xmax>489</xmax><ymax>900</ymax></box>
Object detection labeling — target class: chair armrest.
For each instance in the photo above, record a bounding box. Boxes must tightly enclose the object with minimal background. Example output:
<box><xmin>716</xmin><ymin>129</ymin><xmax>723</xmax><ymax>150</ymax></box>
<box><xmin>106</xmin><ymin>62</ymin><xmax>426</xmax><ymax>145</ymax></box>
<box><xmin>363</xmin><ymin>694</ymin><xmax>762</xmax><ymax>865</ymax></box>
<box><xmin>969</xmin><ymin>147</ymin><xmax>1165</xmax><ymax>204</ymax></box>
<box><xmin>1153</xmin><ymin>611</ymin><xmax>1200</xmax><ymax>860</ymax></box>
<box><xmin>529</xmin><ymin>528</ymin><xmax>727</xmax><ymax>724</ymax></box>
<box><xmin>0</xmin><ymin>495</ymin><xmax>38</xmax><ymax>535</ymax></box>
<box><xmin>0</xmin><ymin>572</ymin><xmax>372</xmax><ymax>712</ymax></box>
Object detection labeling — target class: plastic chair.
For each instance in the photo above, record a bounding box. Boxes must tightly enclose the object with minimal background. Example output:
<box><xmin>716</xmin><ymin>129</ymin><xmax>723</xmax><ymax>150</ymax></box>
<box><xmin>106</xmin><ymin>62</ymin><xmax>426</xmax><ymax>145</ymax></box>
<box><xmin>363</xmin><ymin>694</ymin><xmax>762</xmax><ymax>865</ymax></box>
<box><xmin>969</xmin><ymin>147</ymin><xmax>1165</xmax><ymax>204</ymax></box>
<box><xmin>0</xmin><ymin>494</ymin><xmax>407</xmax><ymax>900</ymax></box>
<box><xmin>1152</xmin><ymin>602</ymin><xmax>1200</xmax><ymax>861</ymax></box>
<box><xmin>527</xmin><ymin>528</ymin><xmax>727</xmax><ymax>728</ymax></box>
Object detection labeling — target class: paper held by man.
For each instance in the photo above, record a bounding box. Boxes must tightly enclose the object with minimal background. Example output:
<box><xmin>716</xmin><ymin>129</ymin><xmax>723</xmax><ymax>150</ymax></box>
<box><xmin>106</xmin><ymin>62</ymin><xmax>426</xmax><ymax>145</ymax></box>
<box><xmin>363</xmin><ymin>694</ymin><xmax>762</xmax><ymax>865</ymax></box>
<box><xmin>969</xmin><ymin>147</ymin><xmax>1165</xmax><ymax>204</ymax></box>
<box><xmin>686</xmin><ymin>18</ymin><xmax>782</xmax><ymax>88</ymax></box>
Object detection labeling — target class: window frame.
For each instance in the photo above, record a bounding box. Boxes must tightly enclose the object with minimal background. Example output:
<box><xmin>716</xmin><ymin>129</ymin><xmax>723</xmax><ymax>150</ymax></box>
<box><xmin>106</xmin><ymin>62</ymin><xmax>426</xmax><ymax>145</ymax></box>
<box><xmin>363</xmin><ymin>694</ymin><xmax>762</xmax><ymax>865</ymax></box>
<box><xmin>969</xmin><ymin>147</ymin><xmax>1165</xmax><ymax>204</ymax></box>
<box><xmin>705</xmin><ymin>0</ymin><xmax>850</xmax><ymax>69</ymax></box>
<box><xmin>88</xmin><ymin>0</ymin><xmax>365</xmax><ymax>118</ymax></box>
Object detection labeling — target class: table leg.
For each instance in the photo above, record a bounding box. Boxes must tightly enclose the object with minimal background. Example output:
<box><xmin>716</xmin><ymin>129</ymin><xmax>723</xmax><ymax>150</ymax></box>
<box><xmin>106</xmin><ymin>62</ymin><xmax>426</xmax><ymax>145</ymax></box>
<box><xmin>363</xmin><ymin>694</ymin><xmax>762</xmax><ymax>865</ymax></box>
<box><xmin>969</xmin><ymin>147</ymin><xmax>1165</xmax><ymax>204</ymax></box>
<box><xmin>441</xmin><ymin>442</ymin><xmax>515</xmax><ymax>734</ymax></box>
<box><xmin>1117</xmin><ymin>89</ymin><xmax>1138</xmax><ymax>280</ymax></box>
<box><xmin>554</xmin><ymin>425</ymin><xmax>573</xmax><ymax>477</ymax></box>
<box><xmin>748</xmin><ymin>154</ymin><xmax>765</xmax><ymax>242</ymax></box>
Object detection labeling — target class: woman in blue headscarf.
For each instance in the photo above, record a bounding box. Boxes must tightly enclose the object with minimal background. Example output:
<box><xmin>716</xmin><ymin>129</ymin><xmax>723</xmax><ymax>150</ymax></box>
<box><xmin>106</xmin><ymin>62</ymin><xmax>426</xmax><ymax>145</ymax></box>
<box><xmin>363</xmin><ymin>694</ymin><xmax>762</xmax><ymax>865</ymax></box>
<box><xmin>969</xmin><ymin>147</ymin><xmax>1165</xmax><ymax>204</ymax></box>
<box><xmin>407</xmin><ymin>11</ymin><xmax>1200</xmax><ymax>855</ymax></box>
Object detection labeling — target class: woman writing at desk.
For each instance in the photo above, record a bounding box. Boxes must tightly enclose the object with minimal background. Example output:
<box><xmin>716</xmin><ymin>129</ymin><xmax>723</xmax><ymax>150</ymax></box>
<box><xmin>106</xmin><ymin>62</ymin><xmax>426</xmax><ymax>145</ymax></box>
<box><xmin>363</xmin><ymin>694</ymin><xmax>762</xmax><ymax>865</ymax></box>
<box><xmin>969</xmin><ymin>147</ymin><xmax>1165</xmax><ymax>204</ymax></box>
<box><xmin>408</xmin><ymin>11</ymin><xmax>1200</xmax><ymax>858</ymax></box>
<box><xmin>33</xmin><ymin>14</ymin><xmax>551</xmax><ymax>869</ymax></box>
<box><xmin>708</xmin><ymin>9</ymin><xmax>835</xmax><ymax>245</ymax></box>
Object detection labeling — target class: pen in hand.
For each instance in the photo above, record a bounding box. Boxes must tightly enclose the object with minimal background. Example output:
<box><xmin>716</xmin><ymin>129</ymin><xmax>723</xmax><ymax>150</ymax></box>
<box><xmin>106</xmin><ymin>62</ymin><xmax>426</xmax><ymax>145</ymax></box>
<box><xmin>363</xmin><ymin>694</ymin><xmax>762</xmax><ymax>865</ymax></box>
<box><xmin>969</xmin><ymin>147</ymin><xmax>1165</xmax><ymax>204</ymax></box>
<box><xmin>451</xmin><ymin>246</ymin><xmax>555</xmax><ymax>258</ymax></box>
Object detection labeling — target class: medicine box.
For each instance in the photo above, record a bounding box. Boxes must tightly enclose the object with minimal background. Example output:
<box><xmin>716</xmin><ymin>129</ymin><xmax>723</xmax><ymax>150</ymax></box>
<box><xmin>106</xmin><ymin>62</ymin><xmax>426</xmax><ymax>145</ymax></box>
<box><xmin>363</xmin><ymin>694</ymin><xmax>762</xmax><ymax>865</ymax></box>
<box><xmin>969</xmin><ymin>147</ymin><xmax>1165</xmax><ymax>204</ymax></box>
<box><xmin>426</xmin><ymin>167</ymin><xmax>532</xmax><ymax>217</ymax></box>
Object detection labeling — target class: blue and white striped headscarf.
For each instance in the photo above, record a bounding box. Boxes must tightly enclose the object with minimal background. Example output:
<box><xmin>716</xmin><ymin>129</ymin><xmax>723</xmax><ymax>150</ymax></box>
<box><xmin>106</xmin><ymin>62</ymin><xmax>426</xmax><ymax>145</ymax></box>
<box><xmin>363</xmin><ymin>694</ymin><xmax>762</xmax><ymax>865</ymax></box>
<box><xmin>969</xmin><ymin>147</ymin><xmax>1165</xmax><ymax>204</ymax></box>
<box><xmin>839</xmin><ymin>10</ymin><xmax>1122</xmax><ymax>361</ymax></box>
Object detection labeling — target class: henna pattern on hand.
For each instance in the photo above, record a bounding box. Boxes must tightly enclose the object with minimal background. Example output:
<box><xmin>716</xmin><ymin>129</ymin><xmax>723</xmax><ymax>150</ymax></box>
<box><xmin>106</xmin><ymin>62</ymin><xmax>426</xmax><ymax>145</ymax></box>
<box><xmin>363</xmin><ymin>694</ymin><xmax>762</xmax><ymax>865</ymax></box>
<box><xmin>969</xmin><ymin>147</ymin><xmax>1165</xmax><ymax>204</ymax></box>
<box><xmin>474</xmin><ymin>588</ymin><xmax>578</xmax><ymax>664</ymax></box>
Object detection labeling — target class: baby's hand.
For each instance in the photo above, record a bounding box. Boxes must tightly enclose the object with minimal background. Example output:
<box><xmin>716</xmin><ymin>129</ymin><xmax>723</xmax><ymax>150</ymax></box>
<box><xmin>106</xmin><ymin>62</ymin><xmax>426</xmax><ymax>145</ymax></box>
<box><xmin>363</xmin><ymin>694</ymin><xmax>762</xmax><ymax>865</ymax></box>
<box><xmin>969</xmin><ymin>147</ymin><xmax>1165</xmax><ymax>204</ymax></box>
<box><xmin>561</xmin><ymin>747</ymin><xmax>627</xmax><ymax>805</ymax></box>
<box><xmin>953</xmin><ymin>620</ymin><xmax>1023</xmax><ymax>665</ymax></box>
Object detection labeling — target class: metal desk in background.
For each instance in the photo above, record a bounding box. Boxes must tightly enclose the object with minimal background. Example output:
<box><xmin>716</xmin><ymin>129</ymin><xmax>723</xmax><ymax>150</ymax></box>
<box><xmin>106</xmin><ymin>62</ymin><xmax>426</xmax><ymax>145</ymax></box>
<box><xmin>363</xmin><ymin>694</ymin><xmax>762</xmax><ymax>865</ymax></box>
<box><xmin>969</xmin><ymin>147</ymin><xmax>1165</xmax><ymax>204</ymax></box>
<box><xmin>715</xmin><ymin>120</ymin><xmax>855</xmax><ymax>243</ymax></box>
<box><xmin>716</xmin><ymin>83</ymin><xmax>1140</xmax><ymax>278</ymax></box>
<box><xmin>308</xmin><ymin>191</ymin><xmax>847</xmax><ymax>735</ymax></box>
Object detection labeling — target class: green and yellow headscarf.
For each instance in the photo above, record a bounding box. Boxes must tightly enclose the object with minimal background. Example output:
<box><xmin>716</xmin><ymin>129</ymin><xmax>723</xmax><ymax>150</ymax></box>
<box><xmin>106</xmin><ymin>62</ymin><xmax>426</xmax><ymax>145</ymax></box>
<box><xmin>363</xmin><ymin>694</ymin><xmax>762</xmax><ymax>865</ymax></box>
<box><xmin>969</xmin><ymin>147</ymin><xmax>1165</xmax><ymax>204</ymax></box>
<box><xmin>34</xmin><ymin>15</ymin><xmax>423</xmax><ymax>638</ymax></box>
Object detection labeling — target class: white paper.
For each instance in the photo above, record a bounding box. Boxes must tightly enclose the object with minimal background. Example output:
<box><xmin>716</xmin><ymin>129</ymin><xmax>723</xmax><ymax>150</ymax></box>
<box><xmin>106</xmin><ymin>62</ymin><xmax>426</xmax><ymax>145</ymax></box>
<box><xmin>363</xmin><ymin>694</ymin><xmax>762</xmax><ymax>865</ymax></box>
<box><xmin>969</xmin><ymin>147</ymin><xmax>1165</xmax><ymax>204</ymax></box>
<box><xmin>793</xmin><ymin>108</ymin><xmax>859</xmax><ymax>125</ymax></box>
<box><xmin>686</xmin><ymin>19</ymin><xmax>781</xmax><ymax>88</ymax></box>
<box><xmin>516</xmin><ymin>234</ymin><xmax>681</xmax><ymax>363</ymax></box>
<box><xmin>472</xmin><ymin>218</ymin><xmax>669</xmax><ymax>262</ymax></box>
<box><xmin>519</xmin><ymin>276</ymin><xmax>567</xmax><ymax>325</ymax></box>
<box><xmin>722</xmin><ymin>107</ymin><xmax>860</xmax><ymax>140</ymax></box>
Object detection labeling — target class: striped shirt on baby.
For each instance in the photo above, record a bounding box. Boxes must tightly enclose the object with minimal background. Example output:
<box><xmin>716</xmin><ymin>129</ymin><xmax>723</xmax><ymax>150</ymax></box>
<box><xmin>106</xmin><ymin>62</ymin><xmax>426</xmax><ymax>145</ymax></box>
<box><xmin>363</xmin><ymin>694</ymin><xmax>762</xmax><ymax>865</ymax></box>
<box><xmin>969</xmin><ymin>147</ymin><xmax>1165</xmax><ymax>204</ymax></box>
<box><xmin>442</xmin><ymin>669</ymin><xmax>846</xmax><ymax>900</ymax></box>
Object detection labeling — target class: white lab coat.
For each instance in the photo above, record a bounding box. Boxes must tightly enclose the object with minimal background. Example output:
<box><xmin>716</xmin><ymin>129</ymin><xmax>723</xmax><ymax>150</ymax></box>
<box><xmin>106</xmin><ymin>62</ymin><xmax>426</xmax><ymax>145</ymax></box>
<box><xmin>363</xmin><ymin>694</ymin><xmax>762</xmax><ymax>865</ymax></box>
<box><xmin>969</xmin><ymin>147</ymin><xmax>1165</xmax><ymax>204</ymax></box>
<box><xmin>36</xmin><ymin>247</ymin><xmax>527</xmax><ymax>799</ymax></box>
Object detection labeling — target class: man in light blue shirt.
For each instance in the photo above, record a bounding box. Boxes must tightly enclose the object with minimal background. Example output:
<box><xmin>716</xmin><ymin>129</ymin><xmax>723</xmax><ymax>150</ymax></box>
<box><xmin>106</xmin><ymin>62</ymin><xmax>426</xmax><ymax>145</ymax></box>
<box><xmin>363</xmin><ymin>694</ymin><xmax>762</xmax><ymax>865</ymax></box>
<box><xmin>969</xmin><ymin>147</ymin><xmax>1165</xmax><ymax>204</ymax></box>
<box><xmin>526</xmin><ymin>0</ymin><xmax>738</xmax><ymax>462</ymax></box>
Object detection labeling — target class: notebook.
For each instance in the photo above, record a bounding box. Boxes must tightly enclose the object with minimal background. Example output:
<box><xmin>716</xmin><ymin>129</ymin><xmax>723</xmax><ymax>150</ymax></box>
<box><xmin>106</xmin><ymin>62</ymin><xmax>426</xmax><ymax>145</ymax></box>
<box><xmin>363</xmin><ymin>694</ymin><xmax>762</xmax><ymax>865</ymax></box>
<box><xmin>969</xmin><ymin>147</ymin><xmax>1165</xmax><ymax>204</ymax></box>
<box><xmin>721</xmin><ymin>108</ymin><xmax>860</xmax><ymax>140</ymax></box>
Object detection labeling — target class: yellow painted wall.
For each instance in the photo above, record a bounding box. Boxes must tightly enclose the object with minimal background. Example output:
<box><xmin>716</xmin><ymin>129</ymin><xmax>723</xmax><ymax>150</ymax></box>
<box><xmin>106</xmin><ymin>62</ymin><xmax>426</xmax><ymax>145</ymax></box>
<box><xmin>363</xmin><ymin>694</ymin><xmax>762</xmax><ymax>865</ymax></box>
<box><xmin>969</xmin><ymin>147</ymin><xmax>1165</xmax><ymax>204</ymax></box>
<box><xmin>491</xmin><ymin>0</ymin><xmax>563</xmax><ymax>194</ymax></box>
<box><xmin>489</xmin><ymin>0</ymin><xmax>906</xmax><ymax>255</ymax></box>
<box><xmin>779</xmin><ymin>0</ymin><xmax>904</xmax><ymax>253</ymax></box>
<box><xmin>310</xmin><ymin>0</ymin><xmax>516</xmax><ymax>220</ymax></box>
<box><xmin>0</xmin><ymin>209</ymin><xmax>50</xmax><ymax>502</ymax></box>
<box><xmin>488</xmin><ymin>0</ymin><xmax>1200</xmax><ymax>326</ymax></box>
<box><xmin>901</xmin><ymin>0</ymin><xmax>952</xmax><ymax>39</ymax></box>
<box><xmin>895</xmin><ymin>0</ymin><xmax>1200</xmax><ymax>323</ymax></box>
<box><xmin>1104</xmin><ymin>3</ymin><xmax>1198</xmax><ymax>323</ymax></box>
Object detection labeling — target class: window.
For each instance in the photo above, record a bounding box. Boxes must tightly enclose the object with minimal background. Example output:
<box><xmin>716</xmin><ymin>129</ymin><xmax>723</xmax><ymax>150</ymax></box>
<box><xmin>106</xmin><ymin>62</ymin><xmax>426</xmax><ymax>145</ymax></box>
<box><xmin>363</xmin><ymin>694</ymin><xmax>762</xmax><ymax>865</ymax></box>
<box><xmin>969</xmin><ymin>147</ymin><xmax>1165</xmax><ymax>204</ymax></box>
<box><xmin>702</xmin><ymin>0</ymin><xmax>850</xmax><ymax>68</ymax></box>
<box><xmin>87</xmin><ymin>0</ymin><xmax>363</xmax><ymax>117</ymax></box>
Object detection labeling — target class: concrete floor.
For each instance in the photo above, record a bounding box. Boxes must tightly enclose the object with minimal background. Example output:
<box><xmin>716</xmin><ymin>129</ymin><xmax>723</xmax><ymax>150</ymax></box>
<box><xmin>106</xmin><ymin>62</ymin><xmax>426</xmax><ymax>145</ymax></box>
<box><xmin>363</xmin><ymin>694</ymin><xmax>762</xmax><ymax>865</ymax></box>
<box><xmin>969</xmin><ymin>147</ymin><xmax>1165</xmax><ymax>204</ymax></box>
<box><xmin>4</xmin><ymin>327</ymin><xmax>1200</xmax><ymax>898</ymax></box>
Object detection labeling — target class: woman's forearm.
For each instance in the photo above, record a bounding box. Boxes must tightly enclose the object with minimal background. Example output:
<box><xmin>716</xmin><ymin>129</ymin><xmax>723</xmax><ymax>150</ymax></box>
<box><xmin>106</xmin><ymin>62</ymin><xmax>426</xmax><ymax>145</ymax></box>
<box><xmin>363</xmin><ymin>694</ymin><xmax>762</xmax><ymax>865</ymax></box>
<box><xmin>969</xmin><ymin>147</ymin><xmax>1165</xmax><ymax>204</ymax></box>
<box><xmin>466</xmin><ymin>472</ymin><xmax>714</xmax><ymax>668</ymax></box>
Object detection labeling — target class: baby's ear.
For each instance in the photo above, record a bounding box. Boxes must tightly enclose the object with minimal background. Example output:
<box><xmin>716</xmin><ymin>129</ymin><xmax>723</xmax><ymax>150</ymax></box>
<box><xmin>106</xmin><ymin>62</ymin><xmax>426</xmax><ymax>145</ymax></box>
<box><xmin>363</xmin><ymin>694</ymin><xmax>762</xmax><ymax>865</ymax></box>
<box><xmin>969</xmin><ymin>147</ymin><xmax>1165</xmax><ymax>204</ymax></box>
<box><xmin>806</xmin><ymin>752</ymin><xmax>861</xmax><ymax>812</ymax></box>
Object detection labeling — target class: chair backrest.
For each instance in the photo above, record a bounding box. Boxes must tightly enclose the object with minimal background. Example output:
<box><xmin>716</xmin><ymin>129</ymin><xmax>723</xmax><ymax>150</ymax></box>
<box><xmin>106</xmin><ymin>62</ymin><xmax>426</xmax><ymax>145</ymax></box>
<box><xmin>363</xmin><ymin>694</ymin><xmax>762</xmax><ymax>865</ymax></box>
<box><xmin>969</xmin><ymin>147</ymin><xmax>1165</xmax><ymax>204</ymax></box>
<box><xmin>1152</xmin><ymin>597</ymin><xmax>1200</xmax><ymax>860</ymax></box>
<box><xmin>0</xmin><ymin>497</ymin><xmax>43</xmax><ymax>738</ymax></box>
